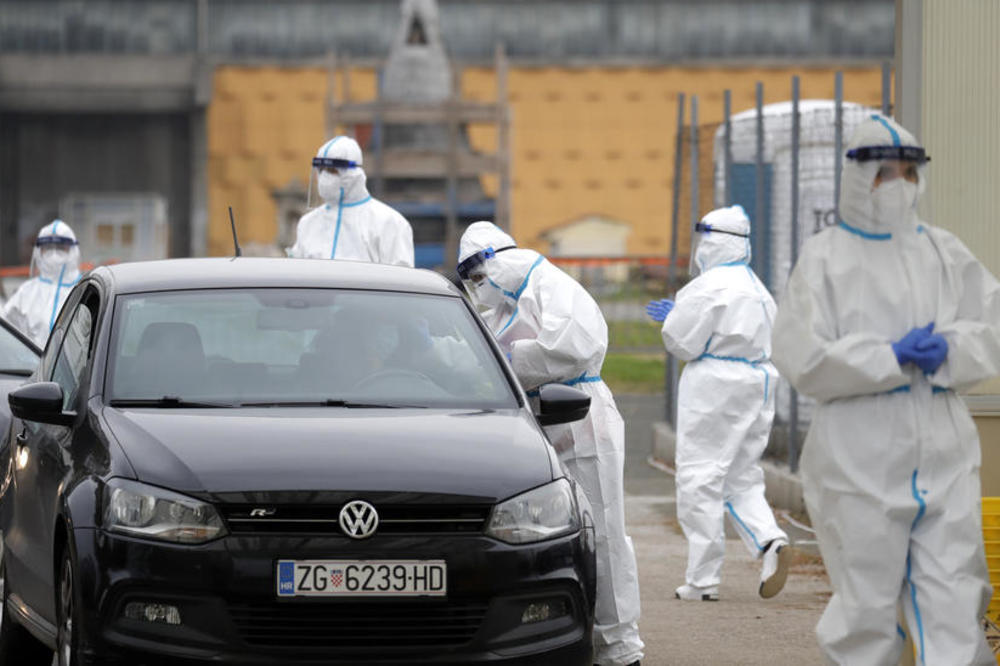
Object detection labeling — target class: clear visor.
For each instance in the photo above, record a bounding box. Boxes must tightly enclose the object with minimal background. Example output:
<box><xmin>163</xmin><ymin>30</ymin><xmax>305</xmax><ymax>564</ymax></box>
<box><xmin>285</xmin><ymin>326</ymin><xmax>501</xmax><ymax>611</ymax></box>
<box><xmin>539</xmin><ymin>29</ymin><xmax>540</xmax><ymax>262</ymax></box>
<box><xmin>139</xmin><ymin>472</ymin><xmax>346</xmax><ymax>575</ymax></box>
<box><xmin>457</xmin><ymin>248</ymin><xmax>496</xmax><ymax>281</ymax></box>
<box><xmin>35</xmin><ymin>236</ymin><xmax>77</xmax><ymax>249</ymax></box>
<box><xmin>307</xmin><ymin>157</ymin><xmax>361</xmax><ymax>208</ymax></box>
<box><xmin>873</xmin><ymin>160</ymin><xmax>923</xmax><ymax>187</ymax></box>
<box><xmin>693</xmin><ymin>221</ymin><xmax>749</xmax><ymax>238</ymax></box>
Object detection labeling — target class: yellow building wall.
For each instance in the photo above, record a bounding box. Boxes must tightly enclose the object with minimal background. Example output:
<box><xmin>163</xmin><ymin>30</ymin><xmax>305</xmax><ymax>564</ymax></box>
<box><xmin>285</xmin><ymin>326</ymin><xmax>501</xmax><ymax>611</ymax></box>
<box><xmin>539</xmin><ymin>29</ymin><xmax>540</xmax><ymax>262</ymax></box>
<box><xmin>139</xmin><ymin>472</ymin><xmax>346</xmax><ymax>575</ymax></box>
<box><xmin>206</xmin><ymin>66</ymin><xmax>377</xmax><ymax>256</ymax></box>
<box><xmin>207</xmin><ymin>64</ymin><xmax>887</xmax><ymax>258</ymax></box>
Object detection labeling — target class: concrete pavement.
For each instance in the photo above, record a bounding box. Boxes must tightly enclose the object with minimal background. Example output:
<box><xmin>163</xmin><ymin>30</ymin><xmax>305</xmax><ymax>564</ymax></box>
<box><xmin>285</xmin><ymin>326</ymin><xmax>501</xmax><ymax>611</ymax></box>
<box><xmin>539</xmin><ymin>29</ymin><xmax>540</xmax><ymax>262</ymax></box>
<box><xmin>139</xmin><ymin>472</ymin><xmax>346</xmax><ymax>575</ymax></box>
<box><xmin>617</xmin><ymin>394</ymin><xmax>831</xmax><ymax>665</ymax></box>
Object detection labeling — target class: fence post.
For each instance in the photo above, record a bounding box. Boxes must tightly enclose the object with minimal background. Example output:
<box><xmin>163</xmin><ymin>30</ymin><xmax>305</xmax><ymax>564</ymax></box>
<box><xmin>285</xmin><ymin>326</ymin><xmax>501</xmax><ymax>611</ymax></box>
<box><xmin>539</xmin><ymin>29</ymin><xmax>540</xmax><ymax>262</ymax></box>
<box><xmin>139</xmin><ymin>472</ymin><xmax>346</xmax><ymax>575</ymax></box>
<box><xmin>755</xmin><ymin>82</ymin><xmax>767</xmax><ymax>289</ymax></box>
<box><xmin>665</xmin><ymin>92</ymin><xmax>686</xmax><ymax>426</ymax></box>
<box><xmin>690</xmin><ymin>95</ymin><xmax>699</xmax><ymax>231</ymax></box>
<box><xmin>882</xmin><ymin>60</ymin><xmax>892</xmax><ymax>116</ymax></box>
<box><xmin>724</xmin><ymin>89</ymin><xmax>733</xmax><ymax>206</ymax></box>
<box><xmin>834</xmin><ymin>72</ymin><xmax>844</xmax><ymax>222</ymax></box>
<box><xmin>789</xmin><ymin>76</ymin><xmax>801</xmax><ymax>473</ymax></box>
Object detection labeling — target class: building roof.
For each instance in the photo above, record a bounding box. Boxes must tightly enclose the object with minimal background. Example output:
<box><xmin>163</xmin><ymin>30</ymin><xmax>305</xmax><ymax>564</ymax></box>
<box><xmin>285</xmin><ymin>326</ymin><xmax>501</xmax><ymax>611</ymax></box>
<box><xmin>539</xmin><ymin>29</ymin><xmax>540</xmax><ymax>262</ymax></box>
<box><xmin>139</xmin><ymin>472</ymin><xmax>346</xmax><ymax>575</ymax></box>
<box><xmin>94</xmin><ymin>258</ymin><xmax>460</xmax><ymax>297</ymax></box>
<box><xmin>0</xmin><ymin>0</ymin><xmax>894</xmax><ymax>62</ymax></box>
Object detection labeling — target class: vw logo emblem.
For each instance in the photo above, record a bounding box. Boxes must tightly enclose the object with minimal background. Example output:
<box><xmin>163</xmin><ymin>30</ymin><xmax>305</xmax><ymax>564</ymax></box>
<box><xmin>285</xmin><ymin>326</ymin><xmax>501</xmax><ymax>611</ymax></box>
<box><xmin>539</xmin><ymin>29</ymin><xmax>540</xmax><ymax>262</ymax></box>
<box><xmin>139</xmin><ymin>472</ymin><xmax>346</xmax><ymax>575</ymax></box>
<box><xmin>339</xmin><ymin>500</ymin><xmax>379</xmax><ymax>539</ymax></box>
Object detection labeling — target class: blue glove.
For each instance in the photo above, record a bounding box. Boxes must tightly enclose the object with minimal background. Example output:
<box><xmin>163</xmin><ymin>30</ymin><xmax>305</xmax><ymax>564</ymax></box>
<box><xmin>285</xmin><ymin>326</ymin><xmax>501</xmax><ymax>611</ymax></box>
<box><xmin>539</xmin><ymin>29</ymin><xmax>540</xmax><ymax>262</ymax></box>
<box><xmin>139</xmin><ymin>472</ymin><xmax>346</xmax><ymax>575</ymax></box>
<box><xmin>646</xmin><ymin>298</ymin><xmax>675</xmax><ymax>323</ymax></box>
<box><xmin>891</xmin><ymin>322</ymin><xmax>935</xmax><ymax>366</ymax></box>
<box><xmin>505</xmin><ymin>350</ymin><xmax>512</xmax><ymax>362</ymax></box>
<box><xmin>913</xmin><ymin>333</ymin><xmax>948</xmax><ymax>374</ymax></box>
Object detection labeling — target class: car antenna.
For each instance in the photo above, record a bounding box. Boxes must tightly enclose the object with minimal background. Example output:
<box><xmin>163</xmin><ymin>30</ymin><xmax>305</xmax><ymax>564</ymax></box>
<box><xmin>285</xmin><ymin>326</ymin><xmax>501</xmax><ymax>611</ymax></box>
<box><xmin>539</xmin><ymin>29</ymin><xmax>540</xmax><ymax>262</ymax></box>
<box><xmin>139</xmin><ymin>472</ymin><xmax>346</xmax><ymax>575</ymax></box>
<box><xmin>228</xmin><ymin>206</ymin><xmax>242</xmax><ymax>257</ymax></box>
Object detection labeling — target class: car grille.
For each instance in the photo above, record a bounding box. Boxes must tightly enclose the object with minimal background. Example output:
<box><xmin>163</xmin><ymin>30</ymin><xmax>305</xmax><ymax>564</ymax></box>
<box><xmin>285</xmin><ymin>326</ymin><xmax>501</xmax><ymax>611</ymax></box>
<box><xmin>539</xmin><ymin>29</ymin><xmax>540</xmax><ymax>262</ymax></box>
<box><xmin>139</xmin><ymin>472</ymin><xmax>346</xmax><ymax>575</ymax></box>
<box><xmin>221</xmin><ymin>504</ymin><xmax>492</xmax><ymax>536</ymax></box>
<box><xmin>228</xmin><ymin>600</ymin><xmax>489</xmax><ymax>650</ymax></box>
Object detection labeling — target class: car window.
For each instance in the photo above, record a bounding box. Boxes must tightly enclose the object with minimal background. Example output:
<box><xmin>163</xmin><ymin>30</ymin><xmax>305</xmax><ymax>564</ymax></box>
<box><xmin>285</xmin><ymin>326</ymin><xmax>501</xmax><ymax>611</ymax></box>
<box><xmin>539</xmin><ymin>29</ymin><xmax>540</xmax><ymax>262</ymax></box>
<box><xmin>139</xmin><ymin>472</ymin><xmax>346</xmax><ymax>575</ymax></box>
<box><xmin>108</xmin><ymin>289</ymin><xmax>517</xmax><ymax>409</ymax></box>
<box><xmin>0</xmin><ymin>320</ymin><xmax>39</xmax><ymax>375</ymax></box>
<box><xmin>51</xmin><ymin>301</ymin><xmax>95</xmax><ymax>411</ymax></box>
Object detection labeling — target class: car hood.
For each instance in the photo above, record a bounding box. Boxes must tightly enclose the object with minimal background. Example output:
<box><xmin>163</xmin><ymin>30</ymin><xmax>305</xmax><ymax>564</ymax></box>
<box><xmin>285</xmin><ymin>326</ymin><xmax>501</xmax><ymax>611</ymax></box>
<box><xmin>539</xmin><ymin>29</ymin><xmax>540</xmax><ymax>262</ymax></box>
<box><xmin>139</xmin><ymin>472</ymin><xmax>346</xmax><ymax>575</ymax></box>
<box><xmin>102</xmin><ymin>407</ymin><xmax>554</xmax><ymax>502</ymax></box>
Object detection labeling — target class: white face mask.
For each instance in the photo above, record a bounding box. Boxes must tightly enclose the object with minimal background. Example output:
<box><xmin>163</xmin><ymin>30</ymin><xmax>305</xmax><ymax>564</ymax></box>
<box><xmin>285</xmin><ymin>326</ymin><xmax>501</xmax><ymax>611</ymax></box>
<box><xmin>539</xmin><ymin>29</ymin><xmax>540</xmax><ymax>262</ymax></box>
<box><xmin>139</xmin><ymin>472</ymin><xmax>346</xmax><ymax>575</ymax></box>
<box><xmin>317</xmin><ymin>171</ymin><xmax>343</xmax><ymax>202</ymax></box>
<box><xmin>871</xmin><ymin>178</ymin><xmax>919</xmax><ymax>228</ymax></box>
<box><xmin>37</xmin><ymin>247</ymin><xmax>72</xmax><ymax>276</ymax></box>
<box><xmin>470</xmin><ymin>277</ymin><xmax>506</xmax><ymax>312</ymax></box>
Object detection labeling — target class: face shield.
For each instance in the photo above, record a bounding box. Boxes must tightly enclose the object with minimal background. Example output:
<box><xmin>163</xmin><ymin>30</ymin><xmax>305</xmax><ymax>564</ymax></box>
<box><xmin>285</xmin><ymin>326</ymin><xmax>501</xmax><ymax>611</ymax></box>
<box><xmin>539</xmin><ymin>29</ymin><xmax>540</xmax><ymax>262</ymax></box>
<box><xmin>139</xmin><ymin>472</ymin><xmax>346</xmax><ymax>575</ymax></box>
<box><xmin>308</xmin><ymin>157</ymin><xmax>362</xmax><ymax>208</ymax></box>
<box><xmin>33</xmin><ymin>233</ymin><xmax>79</xmax><ymax>277</ymax></box>
<box><xmin>457</xmin><ymin>246</ymin><xmax>515</xmax><ymax>312</ymax></box>
<box><xmin>689</xmin><ymin>220</ymin><xmax>749</xmax><ymax>276</ymax></box>
<box><xmin>846</xmin><ymin>144</ymin><xmax>930</xmax><ymax>226</ymax></box>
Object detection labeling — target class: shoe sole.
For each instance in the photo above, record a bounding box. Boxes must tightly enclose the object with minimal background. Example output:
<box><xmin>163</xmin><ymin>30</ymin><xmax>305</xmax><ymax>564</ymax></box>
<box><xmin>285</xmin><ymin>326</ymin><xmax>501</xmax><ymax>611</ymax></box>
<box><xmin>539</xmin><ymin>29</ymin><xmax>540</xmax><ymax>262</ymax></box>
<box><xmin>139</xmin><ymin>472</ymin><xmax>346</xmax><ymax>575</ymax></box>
<box><xmin>675</xmin><ymin>592</ymin><xmax>719</xmax><ymax>602</ymax></box>
<box><xmin>759</xmin><ymin>545</ymin><xmax>790</xmax><ymax>599</ymax></box>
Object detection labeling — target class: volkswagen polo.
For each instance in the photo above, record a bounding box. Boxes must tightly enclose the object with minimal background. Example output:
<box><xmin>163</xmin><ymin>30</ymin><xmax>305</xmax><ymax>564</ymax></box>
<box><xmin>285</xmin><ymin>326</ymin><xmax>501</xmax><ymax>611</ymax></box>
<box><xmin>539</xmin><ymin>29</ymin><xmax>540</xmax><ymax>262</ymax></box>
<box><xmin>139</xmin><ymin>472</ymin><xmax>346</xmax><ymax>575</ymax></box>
<box><xmin>0</xmin><ymin>258</ymin><xmax>596</xmax><ymax>665</ymax></box>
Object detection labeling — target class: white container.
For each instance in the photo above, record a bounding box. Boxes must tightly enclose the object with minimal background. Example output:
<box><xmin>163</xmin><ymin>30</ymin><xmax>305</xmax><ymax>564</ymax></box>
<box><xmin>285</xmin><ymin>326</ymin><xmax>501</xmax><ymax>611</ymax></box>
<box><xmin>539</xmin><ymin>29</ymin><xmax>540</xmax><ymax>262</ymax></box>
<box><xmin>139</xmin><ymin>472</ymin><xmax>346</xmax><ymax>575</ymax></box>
<box><xmin>60</xmin><ymin>193</ymin><xmax>169</xmax><ymax>266</ymax></box>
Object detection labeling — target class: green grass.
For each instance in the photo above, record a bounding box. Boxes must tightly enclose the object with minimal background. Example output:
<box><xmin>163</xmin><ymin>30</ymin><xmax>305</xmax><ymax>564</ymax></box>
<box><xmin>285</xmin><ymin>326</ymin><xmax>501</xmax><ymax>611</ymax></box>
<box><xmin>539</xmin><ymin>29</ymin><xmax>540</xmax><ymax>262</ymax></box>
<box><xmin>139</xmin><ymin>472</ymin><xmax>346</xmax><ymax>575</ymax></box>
<box><xmin>607</xmin><ymin>320</ymin><xmax>664</xmax><ymax>349</ymax></box>
<box><xmin>601</xmin><ymin>353</ymin><xmax>666</xmax><ymax>395</ymax></box>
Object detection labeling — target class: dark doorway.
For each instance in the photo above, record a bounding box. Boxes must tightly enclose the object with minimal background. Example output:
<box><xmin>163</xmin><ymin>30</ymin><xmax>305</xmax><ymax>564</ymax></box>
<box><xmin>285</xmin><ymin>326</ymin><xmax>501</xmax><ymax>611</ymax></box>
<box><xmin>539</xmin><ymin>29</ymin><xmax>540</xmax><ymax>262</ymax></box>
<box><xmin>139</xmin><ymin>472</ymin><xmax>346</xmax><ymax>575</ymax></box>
<box><xmin>0</xmin><ymin>112</ymin><xmax>191</xmax><ymax>265</ymax></box>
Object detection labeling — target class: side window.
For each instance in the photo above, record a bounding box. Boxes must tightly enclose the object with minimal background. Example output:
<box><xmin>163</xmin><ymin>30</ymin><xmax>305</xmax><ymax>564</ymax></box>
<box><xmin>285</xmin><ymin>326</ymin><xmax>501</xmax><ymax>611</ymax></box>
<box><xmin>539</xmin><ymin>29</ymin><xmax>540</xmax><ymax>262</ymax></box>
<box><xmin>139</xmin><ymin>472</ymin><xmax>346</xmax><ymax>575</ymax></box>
<box><xmin>38</xmin><ymin>283</ymin><xmax>84</xmax><ymax>380</ymax></box>
<box><xmin>50</xmin><ymin>297</ymin><xmax>97</xmax><ymax>411</ymax></box>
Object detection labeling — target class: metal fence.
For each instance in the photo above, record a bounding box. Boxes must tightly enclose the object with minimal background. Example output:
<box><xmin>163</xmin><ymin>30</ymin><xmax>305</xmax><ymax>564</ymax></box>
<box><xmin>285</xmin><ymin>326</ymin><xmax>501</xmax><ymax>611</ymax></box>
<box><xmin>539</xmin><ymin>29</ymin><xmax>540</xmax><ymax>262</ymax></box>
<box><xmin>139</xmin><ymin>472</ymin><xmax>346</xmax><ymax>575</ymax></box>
<box><xmin>665</xmin><ymin>62</ymin><xmax>894</xmax><ymax>471</ymax></box>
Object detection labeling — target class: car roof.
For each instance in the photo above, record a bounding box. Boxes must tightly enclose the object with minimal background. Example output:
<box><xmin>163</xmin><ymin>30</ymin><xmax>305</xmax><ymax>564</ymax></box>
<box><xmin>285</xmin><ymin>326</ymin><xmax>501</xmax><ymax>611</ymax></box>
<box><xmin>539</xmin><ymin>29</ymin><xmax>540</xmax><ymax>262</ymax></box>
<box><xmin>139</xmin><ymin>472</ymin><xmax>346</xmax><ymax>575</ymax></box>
<box><xmin>93</xmin><ymin>258</ymin><xmax>461</xmax><ymax>297</ymax></box>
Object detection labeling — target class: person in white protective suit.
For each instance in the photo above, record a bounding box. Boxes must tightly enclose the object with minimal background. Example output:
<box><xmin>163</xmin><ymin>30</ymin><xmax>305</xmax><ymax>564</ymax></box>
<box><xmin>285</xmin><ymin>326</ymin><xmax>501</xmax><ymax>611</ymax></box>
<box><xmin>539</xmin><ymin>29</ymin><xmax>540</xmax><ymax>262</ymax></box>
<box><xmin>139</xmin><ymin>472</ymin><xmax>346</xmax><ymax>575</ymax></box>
<box><xmin>647</xmin><ymin>205</ymin><xmax>789</xmax><ymax>603</ymax></box>
<box><xmin>1</xmin><ymin>220</ymin><xmax>82</xmax><ymax>348</ymax></box>
<box><xmin>288</xmin><ymin>136</ymin><xmax>414</xmax><ymax>266</ymax></box>
<box><xmin>457</xmin><ymin>221</ymin><xmax>644</xmax><ymax>666</ymax></box>
<box><xmin>772</xmin><ymin>114</ymin><xmax>1000</xmax><ymax>665</ymax></box>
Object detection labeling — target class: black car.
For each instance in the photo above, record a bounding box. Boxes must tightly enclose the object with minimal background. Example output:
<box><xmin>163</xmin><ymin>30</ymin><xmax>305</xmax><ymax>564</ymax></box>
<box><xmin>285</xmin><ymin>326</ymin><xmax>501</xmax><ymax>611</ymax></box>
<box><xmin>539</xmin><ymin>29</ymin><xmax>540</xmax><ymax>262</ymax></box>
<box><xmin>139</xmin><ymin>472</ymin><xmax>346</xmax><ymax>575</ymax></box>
<box><xmin>0</xmin><ymin>258</ymin><xmax>596</xmax><ymax>665</ymax></box>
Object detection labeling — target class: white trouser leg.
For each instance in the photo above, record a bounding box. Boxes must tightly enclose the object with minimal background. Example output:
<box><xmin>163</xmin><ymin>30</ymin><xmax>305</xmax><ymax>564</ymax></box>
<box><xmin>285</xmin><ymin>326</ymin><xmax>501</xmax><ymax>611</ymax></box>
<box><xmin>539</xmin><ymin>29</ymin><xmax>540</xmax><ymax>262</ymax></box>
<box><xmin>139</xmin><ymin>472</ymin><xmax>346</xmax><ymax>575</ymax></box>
<box><xmin>805</xmin><ymin>470</ymin><xmax>913</xmax><ymax>665</ymax></box>
<box><xmin>724</xmin><ymin>406</ymin><xmax>786</xmax><ymax>558</ymax></box>
<box><xmin>900</xmin><ymin>466</ymin><xmax>994</xmax><ymax>665</ymax></box>
<box><xmin>676</xmin><ymin>460</ymin><xmax>727</xmax><ymax>588</ymax></box>
<box><xmin>563</xmin><ymin>449</ymin><xmax>644</xmax><ymax>666</ymax></box>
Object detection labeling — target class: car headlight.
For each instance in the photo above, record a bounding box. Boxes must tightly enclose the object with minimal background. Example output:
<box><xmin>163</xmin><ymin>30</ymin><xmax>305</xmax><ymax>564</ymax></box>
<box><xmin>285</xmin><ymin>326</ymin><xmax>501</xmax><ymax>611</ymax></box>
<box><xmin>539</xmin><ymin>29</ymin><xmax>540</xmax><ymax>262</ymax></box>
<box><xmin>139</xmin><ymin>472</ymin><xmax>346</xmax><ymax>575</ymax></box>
<box><xmin>486</xmin><ymin>478</ymin><xmax>580</xmax><ymax>544</ymax></box>
<box><xmin>103</xmin><ymin>478</ymin><xmax>227</xmax><ymax>544</ymax></box>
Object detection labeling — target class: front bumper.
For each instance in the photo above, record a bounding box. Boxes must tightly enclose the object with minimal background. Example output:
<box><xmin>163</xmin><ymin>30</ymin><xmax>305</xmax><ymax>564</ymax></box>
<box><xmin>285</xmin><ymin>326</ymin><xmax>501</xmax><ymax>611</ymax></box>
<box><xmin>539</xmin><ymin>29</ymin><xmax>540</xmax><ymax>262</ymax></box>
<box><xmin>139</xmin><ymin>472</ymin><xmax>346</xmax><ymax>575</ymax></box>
<box><xmin>72</xmin><ymin>527</ymin><xmax>596</xmax><ymax>664</ymax></box>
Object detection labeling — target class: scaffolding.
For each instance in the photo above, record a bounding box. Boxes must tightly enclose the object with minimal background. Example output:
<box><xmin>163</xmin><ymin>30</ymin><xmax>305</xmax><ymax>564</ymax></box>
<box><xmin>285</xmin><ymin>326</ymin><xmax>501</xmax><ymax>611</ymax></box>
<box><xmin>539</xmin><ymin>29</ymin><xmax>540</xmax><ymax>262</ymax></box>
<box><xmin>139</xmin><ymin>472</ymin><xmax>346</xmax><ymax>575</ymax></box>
<box><xmin>326</xmin><ymin>45</ymin><xmax>511</xmax><ymax>267</ymax></box>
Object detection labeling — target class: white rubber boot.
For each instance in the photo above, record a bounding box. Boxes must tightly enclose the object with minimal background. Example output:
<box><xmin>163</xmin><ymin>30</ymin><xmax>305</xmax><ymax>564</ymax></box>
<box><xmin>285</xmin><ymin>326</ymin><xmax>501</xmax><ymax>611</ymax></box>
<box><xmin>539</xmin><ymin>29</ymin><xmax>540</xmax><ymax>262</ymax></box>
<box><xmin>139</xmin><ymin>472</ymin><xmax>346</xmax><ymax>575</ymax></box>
<box><xmin>674</xmin><ymin>584</ymin><xmax>719</xmax><ymax>601</ymax></box>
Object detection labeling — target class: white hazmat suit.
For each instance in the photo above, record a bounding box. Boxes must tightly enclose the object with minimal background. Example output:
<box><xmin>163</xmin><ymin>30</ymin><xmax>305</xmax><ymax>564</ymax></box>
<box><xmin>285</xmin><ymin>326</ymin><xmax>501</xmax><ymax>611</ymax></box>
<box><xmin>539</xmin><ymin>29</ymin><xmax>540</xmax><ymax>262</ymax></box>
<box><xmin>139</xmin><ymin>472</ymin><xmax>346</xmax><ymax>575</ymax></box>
<box><xmin>772</xmin><ymin>115</ymin><xmax>999</xmax><ymax>665</ymax></box>
<box><xmin>659</xmin><ymin>206</ymin><xmax>788</xmax><ymax>598</ymax></box>
<box><xmin>457</xmin><ymin>222</ymin><xmax>643</xmax><ymax>666</ymax></box>
<box><xmin>288</xmin><ymin>136</ymin><xmax>414</xmax><ymax>267</ymax></box>
<box><xmin>2</xmin><ymin>220</ymin><xmax>81</xmax><ymax>348</ymax></box>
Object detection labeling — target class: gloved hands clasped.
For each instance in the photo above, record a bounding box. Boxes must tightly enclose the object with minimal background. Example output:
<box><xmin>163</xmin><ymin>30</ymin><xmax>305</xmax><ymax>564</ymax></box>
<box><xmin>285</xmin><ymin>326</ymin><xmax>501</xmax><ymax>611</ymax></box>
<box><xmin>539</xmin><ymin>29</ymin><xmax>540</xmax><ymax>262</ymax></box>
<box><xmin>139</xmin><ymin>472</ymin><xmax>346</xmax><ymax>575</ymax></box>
<box><xmin>891</xmin><ymin>322</ymin><xmax>949</xmax><ymax>374</ymax></box>
<box><xmin>646</xmin><ymin>298</ymin><xmax>675</xmax><ymax>323</ymax></box>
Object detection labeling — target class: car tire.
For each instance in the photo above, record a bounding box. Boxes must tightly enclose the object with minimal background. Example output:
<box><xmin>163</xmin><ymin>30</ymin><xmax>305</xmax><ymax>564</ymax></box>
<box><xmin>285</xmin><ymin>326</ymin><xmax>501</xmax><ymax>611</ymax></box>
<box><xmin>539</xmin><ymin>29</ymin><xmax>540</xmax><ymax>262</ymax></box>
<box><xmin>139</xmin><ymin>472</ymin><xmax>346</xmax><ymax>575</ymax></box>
<box><xmin>56</xmin><ymin>548</ymin><xmax>95</xmax><ymax>666</ymax></box>
<box><xmin>0</xmin><ymin>559</ymin><xmax>53</xmax><ymax>665</ymax></box>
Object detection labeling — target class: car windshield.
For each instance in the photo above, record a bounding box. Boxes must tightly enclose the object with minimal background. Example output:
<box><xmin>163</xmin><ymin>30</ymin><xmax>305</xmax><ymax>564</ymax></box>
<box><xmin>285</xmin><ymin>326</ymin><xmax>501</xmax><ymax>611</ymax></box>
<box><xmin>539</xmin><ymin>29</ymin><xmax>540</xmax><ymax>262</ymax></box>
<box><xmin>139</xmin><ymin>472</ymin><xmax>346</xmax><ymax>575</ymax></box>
<box><xmin>107</xmin><ymin>288</ymin><xmax>517</xmax><ymax>409</ymax></box>
<box><xmin>0</xmin><ymin>317</ymin><xmax>39</xmax><ymax>375</ymax></box>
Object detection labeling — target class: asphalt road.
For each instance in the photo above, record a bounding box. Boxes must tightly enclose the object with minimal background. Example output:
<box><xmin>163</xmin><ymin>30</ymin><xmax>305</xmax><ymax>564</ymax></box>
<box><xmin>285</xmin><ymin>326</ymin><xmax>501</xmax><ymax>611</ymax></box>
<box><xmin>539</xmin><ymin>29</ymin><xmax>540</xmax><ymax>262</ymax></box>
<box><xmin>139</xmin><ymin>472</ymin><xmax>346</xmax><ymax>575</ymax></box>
<box><xmin>616</xmin><ymin>394</ymin><xmax>831</xmax><ymax>666</ymax></box>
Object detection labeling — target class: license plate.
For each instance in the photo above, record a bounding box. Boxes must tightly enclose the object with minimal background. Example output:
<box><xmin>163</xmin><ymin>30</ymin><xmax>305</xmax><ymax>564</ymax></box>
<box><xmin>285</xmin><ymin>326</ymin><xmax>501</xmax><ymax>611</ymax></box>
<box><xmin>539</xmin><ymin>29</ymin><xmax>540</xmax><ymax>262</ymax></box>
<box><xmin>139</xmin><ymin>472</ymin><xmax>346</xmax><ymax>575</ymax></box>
<box><xmin>276</xmin><ymin>559</ymin><xmax>447</xmax><ymax>598</ymax></box>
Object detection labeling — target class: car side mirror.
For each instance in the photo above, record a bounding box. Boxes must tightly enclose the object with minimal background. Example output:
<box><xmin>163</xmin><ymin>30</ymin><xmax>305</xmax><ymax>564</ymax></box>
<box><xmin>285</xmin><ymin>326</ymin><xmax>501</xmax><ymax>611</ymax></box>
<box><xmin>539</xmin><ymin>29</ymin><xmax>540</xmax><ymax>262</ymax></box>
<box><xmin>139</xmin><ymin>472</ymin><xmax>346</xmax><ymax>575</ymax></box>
<box><xmin>8</xmin><ymin>382</ymin><xmax>74</xmax><ymax>426</ymax></box>
<box><xmin>534</xmin><ymin>384</ymin><xmax>590</xmax><ymax>426</ymax></box>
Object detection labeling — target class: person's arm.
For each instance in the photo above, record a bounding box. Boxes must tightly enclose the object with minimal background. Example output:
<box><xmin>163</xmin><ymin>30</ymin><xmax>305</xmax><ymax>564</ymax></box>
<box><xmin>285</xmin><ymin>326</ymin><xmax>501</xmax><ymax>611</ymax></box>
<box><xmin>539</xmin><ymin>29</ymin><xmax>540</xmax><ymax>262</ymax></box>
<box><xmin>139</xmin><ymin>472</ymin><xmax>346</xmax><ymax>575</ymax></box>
<box><xmin>772</xmin><ymin>243</ymin><xmax>907</xmax><ymax>402</ymax></box>
<box><xmin>509</xmin><ymin>282</ymin><xmax>605</xmax><ymax>391</ymax></box>
<box><xmin>286</xmin><ymin>212</ymin><xmax>310</xmax><ymax>258</ymax></box>
<box><xmin>927</xmin><ymin>230</ymin><xmax>1000</xmax><ymax>391</ymax></box>
<box><xmin>1</xmin><ymin>288</ymin><xmax>28</xmax><ymax>337</ymax></box>
<box><xmin>380</xmin><ymin>212</ymin><xmax>414</xmax><ymax>268</ymax></box>
<box><xmin>659</xmin><ymin>280</ymin><xmax>723</xmax><ymax>361</ymax></box>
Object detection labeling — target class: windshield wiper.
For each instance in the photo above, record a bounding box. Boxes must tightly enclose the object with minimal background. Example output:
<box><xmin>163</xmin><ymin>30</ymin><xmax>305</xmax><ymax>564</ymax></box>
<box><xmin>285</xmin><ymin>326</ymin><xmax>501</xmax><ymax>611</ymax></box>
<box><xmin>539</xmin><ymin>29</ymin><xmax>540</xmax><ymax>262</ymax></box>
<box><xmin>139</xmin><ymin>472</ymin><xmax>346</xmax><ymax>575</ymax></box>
<box><xmin>239</xmin><ymin>399</ymin><xmax>421</xmax><ymax>409</ymax></box>
<box><xmin>0</xmin><ymin>369</ymin><xmax>34</xmax><ymax>377</ymax></box>
<box><xmin>108</xmin><ymin>397</ymin><xmax>235</xmax><ymax>408</ymax></box>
